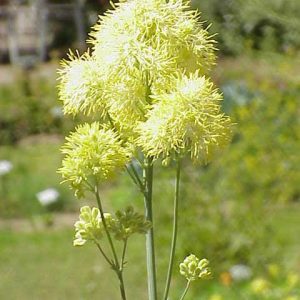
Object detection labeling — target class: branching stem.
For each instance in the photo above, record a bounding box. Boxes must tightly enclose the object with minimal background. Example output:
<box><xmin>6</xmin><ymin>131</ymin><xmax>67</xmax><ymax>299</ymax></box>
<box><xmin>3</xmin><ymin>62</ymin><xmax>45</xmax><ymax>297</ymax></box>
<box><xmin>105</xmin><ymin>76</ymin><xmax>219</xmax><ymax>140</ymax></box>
<box><xmin>126</xmin><ymin>163</ymin><xmax>145</xmax><ymax>194</ymax></box>
<box><xmin>94</xmin><ymin>186</ymin><xmax>127</xmax><ymax>300</ymax></box>
<box><xmin>94</xmin><ymin>241</ymin><xmax>113</xmax><ymax>267</ymax></box>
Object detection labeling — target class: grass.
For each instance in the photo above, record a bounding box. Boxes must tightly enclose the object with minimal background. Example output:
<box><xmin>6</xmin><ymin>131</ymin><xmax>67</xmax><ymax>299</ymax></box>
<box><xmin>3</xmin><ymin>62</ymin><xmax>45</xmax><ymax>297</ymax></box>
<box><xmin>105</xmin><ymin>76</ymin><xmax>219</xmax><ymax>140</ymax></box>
<box><xmin>0</xmin><ymin>228</ymin><xmax>148</xmax><ymax>300</ymax></box>
<box><xmin>0</xmin><ymin>138</ymin><xmax>76</xmax><ymax>217</ymax></box>
<box><xmin>0</xmin><ymin>203</ymin><xmax>299</xmax><ymax>300</ymax></box>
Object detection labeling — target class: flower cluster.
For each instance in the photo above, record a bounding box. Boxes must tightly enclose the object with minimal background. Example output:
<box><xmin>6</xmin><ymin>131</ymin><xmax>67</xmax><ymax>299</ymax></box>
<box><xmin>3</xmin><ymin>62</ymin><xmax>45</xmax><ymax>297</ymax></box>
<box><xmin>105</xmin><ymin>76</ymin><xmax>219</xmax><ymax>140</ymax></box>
<box><xmin>73</xmin><ymin>206</ymin><xmax>112</xmax><ymax>246</ymax></box>
<box><xmin>110</xmin><ymin>206</ymin><xmax>152</xmax><ymax>240</ymax></box>
<box><xmin>58</xmin><ymin>0</ymin><xmax>232</xmax><ymax>170</ymax></box>
<box><xmin>90</xmin><ymin>0</ymin><xmax>216</xmax><ymax>80</ymax></box>
<box><xmin>137</xmin><ymin>73</ymin><xmax>232</xmax><ymax>163</ymax></box>
<box><xmin>58</xmin><ymin>122</ymin><xmax>131</xmax><ymax>198</ymax></box>
<box><xmin>73</xmin><ymin>206</ymin><xmax>150</xmax><ymax>246</ymax></box>
<box><xmin>179</xmin><ymin>254</ymin><xmax>211</xmax><ymax>281</ymax></box>
<box><xmin>58</xmin><ymin>0</ymin><xmax>233</xmax><ymax>198</ymax></box>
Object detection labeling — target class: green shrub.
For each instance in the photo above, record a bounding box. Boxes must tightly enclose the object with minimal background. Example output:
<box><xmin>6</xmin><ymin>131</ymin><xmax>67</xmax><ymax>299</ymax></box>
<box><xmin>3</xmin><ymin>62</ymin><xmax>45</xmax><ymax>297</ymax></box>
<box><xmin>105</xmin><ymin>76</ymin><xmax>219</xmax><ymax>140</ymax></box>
<box><xmin>0</xmin><ymin>76</ymin><xmax>74</xmax><ymax>145</ymax></box>
<box><xmin>192</xmin><ymin>0</ymin><xmax>300</xmax><ymax>55</ymax></box>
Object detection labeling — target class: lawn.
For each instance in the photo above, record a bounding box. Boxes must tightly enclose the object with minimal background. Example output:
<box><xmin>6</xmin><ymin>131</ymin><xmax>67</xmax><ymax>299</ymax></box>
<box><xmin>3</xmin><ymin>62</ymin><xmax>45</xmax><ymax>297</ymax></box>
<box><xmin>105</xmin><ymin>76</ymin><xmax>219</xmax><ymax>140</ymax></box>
<box><xmin>0</xmin><ymin>203</ymin><xmax>299</xmax><ymax>300</ymax></box>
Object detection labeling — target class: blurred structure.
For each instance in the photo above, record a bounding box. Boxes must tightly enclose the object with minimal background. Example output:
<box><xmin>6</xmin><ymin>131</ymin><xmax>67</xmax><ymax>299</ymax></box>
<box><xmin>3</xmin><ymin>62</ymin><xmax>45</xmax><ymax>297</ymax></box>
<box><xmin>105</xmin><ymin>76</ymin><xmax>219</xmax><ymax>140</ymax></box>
<box><xmin>0</xmin><ymin>0</ymin><xmax>87</xmax><ymax>68</ymax></box>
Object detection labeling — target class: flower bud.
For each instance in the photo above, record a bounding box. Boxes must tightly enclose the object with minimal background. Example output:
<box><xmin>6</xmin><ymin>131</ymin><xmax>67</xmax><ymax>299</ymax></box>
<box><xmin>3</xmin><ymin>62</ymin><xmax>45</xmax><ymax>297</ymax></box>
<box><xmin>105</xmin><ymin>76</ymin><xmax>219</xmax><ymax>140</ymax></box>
<box><xmin>179</xmin><ymin>254</ymin><xmax>211</xmax><ymax>281</ymax></box>
<box><xmin>109</xmin><ymin>206</ymin><xmax>151</xmax><ymax>240</ymax></box>
<box><xmin>73</xmin><ymin>206</ymin><xmax>113</xmax><ymax>246</ymax></box>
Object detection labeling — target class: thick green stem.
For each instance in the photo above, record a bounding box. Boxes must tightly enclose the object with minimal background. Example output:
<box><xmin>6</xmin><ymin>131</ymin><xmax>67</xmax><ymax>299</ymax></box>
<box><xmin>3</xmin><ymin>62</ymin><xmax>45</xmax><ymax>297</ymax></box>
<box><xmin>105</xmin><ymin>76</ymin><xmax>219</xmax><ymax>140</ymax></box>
<box><xmin>179</xmin><ymin>280</ymin><xmax>191</xmax><ymax>300</ymax></box>
<box><xmin>163</xmin><ymin>158</ymin><xmax>181</xmax><ymax>300</ymax></box>
<box><xmin>94</xmin><ymin>187</ymin><xmax>127</xmax><ymax>300</ymax></box>
<box><xmin>143</xmin><ymin>157</ymin><xmax>158</xmax><ymax>300</ymax></box>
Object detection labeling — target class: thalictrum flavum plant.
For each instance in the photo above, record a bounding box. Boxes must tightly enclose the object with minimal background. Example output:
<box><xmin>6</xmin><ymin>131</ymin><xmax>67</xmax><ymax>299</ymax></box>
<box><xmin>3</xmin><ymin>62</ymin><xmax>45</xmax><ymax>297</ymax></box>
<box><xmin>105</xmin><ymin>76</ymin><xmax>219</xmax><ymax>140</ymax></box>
<box><xmin>58</xmin><ymin>1</ymin><xmax>233</xmax><ymax>299</ymax></box>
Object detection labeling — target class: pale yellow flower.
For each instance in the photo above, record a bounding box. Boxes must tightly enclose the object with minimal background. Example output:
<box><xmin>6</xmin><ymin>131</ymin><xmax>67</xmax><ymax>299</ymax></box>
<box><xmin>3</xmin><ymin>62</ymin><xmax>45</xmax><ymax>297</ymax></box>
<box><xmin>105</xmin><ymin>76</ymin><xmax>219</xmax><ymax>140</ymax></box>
<box><xmin>73</xmin><ymin>206</ymin><xmax>113</xmax><ymax>246</ymax></box>
<box><xmin>58</xmin><ymin>51</ymin><xmax>107</xmax><ymax>116</ymax></box>
<box><xmin>137</xmin><ymin>72</ymin><xmax>232</xmax><ymax>163</ymax></box>
<box><xmin>59</xmin><ymin>122</ymin><xmax>131</xmax><ymax>198</ymax></box>
<box><xmin>179</xmin><ymin>254</ymin><xmax>211</xmax><ymax>281</ymax></box>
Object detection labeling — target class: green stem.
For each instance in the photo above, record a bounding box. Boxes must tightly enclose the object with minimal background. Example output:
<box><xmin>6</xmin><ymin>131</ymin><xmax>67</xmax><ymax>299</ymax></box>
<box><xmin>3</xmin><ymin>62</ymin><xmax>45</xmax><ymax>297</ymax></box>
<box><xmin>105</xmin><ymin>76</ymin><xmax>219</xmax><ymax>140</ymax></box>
<box><xmin>126</xmin><ymin>163</ymin><xmax>145</xmax><ymax>194</ymax></box>
<box><xmin>95</xmin><ymin>187</ymin><xmax>119</xmax><ymax>265</ymax></box>
<box><xmin>163</xmin><ymin>158</ymin><xmax>181</xmax><ymax>300</ymax></box>
<box><xmin>126</xmin><ymin>165</ymin><xmax>139</xmax><ymax>186</ymax></box>
<box><xmin>117</xmin><ymin>271</ymin><xmax>127</xmax><ymax>300</ymax></box>
<box><xmin>129</xmin><ymin>162</ymin><xmax>144</xmax><ymax>191</ymax></box>
<box><xmin>120</xmin><ymin>239</ymin><xmax>128</xmax><ymax>270</ymax></box>
<box><xmin>143</xmin><ymin>157</ymin><xmax>158</xmax><ymax>300</ymax></box>
<box><xmin>94</xmin><ymin>241</ymin><xmax>113</xmax><ymax>267</ymax></box>
<box><xmin>94</xmin><ymin>186</ymin><xmax>127</xmax><ymax>300</ymax></box>
<box><xmin>179</xmin><ymin>280</ymin><xmax>191</xmax><ymax>300</ymax></box>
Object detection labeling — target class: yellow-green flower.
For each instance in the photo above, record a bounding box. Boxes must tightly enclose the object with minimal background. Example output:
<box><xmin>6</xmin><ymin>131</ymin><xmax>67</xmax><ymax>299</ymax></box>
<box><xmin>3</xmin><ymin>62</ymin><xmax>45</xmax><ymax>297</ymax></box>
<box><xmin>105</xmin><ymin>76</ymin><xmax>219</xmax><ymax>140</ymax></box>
<box><xmin>251</xmin><ymin>278</ymin><xmax>270</xmax><ymax>295</ymax></box>
<box><xmin>59</xmin><ymin>122</ymin><xmax>131</xmax><ymax>198</ymax></box>
<box><xmin>73</xmin><ymin>206</ymin><xmax>113</xmax><ymax>246</ymax></box>
<box><xmin>90</xmin><ymin>0</ymin><xmax>215</xmax><ymax>79</ymax></box>
<box><xmin>58</xmin><ymin>0</ymin><xmax>232</xmax><ymax>166</ymax></box>
<box><xmin>179</xmin><ymin>254</ymin><xmax>211</xmax><ymax>281</ymax></box>
<box><xmin>58</xmin><ymin>51</ymin><xmax>107</xmax><ymax>117</ymax></box>
<box><xmin>109</xmin><ymin>206</ymin><xmax>151</xmax><ymax>240</ymax></box>
<box><xmin>58</xmin><ymin>0</ymin><xmax>217</xmax><ymax>137</ymax></box>
<box><xmin>137</xmin><ymin>72</ymin><xmax>233</xmax><ymax>164</ymax></box>
<box><xmin>105</xmin><ymin>72</ymin><xmax>148</xmax><ymax>140</ymax></box>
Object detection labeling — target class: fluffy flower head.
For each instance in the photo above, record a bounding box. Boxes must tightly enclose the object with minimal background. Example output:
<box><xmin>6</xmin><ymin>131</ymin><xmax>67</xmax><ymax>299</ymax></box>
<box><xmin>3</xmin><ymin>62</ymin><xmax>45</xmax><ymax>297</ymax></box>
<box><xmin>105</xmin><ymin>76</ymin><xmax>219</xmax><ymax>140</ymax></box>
<box><xmin>137</xmin><ymin>72</ymin><xmax>233</xmax><ymax>164</ymax></box>
<box><xmin>90</xmin><ymin>0</ymin><xmax>216</xmax><ymax>78</ymax></box>
<box><xmin>59</xmin><ymin>122</ymin><xmax>131</xmax><ymax>198</ymax></box>
<box><xmin>58</xmin><ymin>51</ymin><xmax>106</xmax><ymax>116</ymax></box>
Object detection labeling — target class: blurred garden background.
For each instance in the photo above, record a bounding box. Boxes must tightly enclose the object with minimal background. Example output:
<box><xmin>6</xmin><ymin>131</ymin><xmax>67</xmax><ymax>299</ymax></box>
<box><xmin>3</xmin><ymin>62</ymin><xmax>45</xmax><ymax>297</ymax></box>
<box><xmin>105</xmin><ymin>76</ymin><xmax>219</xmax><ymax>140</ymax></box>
<box><xmin>0</xmin><ymin>0</ymin><xmax>299</xmax><ymax>299</ymax></box>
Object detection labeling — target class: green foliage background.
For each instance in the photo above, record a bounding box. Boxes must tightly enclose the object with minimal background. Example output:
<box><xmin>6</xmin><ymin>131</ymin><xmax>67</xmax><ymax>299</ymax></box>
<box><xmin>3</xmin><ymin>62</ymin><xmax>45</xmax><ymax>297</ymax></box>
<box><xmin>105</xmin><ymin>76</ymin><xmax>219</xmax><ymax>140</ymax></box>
<box><xmin>192</xmin><ymin>0</ymin><xmax>300</xmax><ymax>54</ymax></box>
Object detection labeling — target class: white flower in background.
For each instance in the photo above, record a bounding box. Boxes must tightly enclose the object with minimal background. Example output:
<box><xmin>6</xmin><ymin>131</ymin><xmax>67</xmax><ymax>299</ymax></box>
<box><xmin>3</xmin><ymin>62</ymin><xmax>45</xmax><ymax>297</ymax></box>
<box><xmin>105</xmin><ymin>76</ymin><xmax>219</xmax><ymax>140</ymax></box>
<box><xmin>36</xmin><ymin>188</ymin><xmax>60</xmax><ymax>206</ymax></box>
<box><xmin>50</xmin><ymin>106</ymin><xmax>63</xmax><ymax>118</ymax></box>
<box><xmin>229</xmin><ymin>264</ymin><xmax>252</xmax><ymax>281</ymax></box>
<box><xmin>0</xmin><ymin>160</ymin><xmax>13</xmax><ymax>176</ymax></box>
